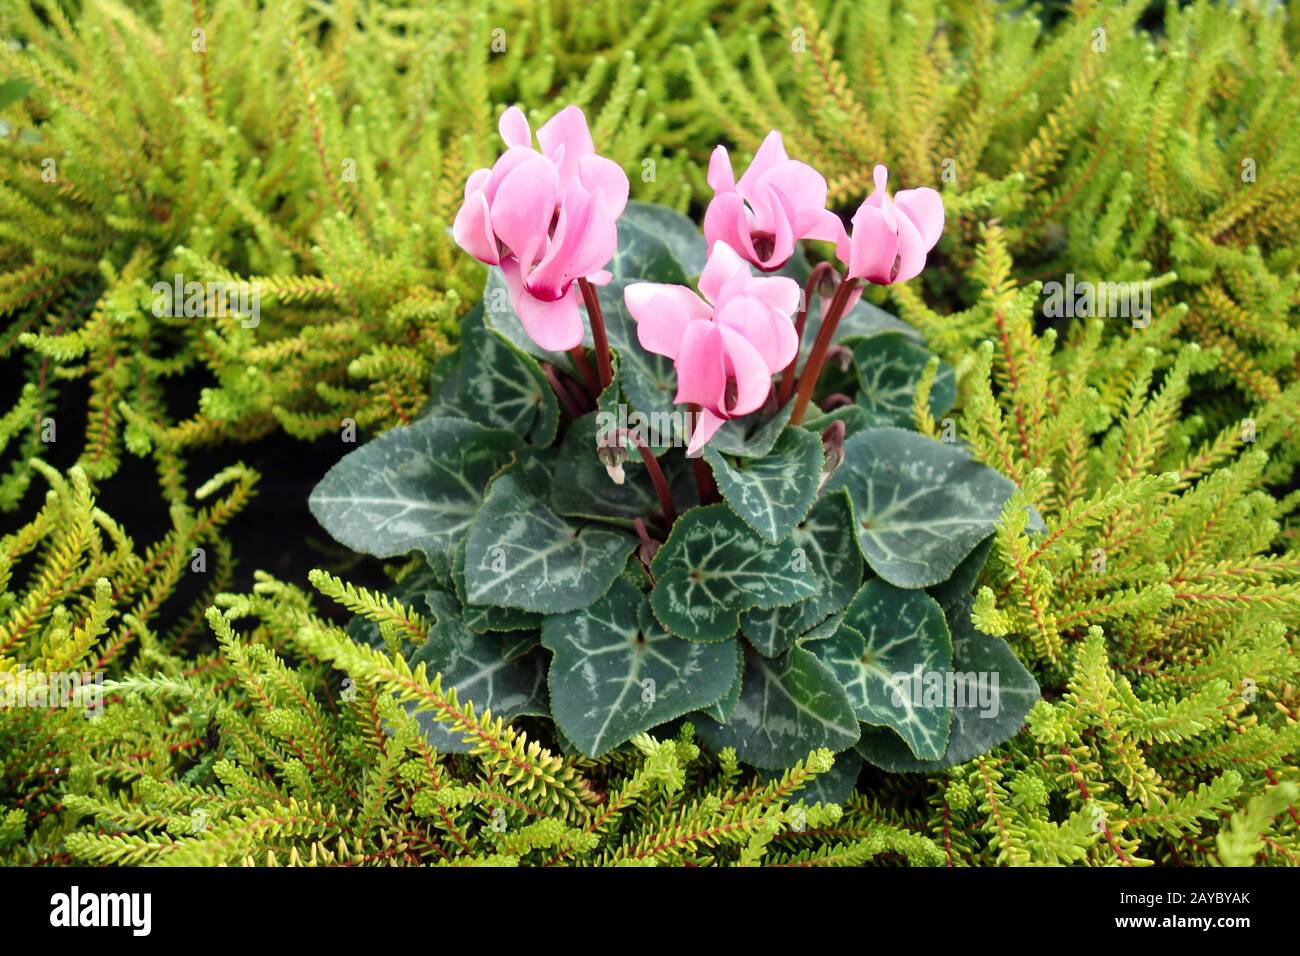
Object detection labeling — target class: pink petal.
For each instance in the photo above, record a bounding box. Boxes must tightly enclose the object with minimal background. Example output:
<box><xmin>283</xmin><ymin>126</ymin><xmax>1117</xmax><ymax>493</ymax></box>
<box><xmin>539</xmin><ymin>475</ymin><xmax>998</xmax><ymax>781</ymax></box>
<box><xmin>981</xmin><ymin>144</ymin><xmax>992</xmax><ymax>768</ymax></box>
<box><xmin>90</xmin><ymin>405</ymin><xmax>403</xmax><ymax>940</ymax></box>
<box><xmin>537</xmin><ymin>105</ymin><xmax>594</xmax><ymax>188</ymax></box>
<box><xmin>718</xmin><ymin>325</ymin><xmax>772</xmax><ymax>416</ymax></box>
<box><xmin>498</xmin><ymin>107</ymin><xmax>532</xmax><ymax>149</ymax></box>
<box><xmin>501</xmin><ymin>259</ymin><xmax>585</xmax><ymax>352</ymax></box>
<box><xmin>747</xmin><ymin>275</ymin><xmax>801</xmax><ymax>316</ymax></box>
<box><xmin>527</xmin><ymin>182</ymin><xmax>617</xmax><ymax>299</ymax></box>
<box><xmin>686</xmin><ymin>408</ymin><xmax>726</xmax><ymax>457</ymax></box>
<box><xmin>698</xmin><ymin>240</ymin><xmax>750</xmax><ymax>305</ymax></box>
<box><xmin>578</xmin><ymin>154</ymin><xmax>629</xmax><ymax>219</ymax></box>
<box><xmin>489</xmin><ymin>155</ymin><xmax>559</xmax><ymax>267</ymax></box>
<box><xmin>707</xmin><ymin>145</ymin><xmax>736</xmax><ymax>193</ymax></box>
<box><xmin>463</xmin><ymin>167</ymin><xmax>490</xmax><ymax>200</ymax></box>
<box><xmin>797</xmin><ymin>207</ymin><xmax>847</xmax><ymax>245</ymax></box>
<box><xmin>702</xmin><ymin>194</ymin><xmax>752</xmax><ymax>278</ymax></box>
<box><xmin>715</xmin><ymin>297</ymin><xmax>796</xmax><ymax>374</ymax></box>
<box><xmin>890</xmin><ymin>206</ymin><xmax>927</xmax><ymax>284</ymax></box>
<box><xmin>483</xmin><ymin>146</ymin><xmax>548</xmax><ymax>203</ymax></box>
<box><xmin>673</xmin><ymin>321</ymin><xmax>727</xmax><ymax>411</ymax></box>
<box><xmin>895</xmin><ymin>187</ymin><xmax>944</xmax><ymax>251</ymax></box>
<box><xmin>754</xmin><ymin>160</ymin><xmax>827</xmax><ymax>220</ymax></box>
<box><xmin>736</xmin><ymin>131</ymin><xmax>789</xmax><ymax>196</ymax></box>
<box><xmin>625</xmin><ymin>283</ymin><xmax>712</xmax><ymax>359</ymax></box>
<box><xmin>844</xmin><ymin>204</ymin><xmax>899</xmax><ymax>284</ymax></box>
<box><xmin>452</xmin><ymin>190</ymin><xmax>499</xmax><ymax>264</ymax></box>
<box><xmin>750</xmin><ymin>183</ymin><xmax>797</xmax><ymax>270</ymax></box>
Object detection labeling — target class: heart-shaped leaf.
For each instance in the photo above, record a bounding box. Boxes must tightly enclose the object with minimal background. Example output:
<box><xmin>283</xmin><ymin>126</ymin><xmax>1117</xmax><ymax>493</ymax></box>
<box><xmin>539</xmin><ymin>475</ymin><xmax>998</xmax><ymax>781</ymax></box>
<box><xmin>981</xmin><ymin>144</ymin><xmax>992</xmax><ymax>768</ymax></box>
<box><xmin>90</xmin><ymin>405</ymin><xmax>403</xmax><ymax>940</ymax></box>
<box><xmin>848</xmin><ymin>332</ymin><xmax>955</xmax><ymax>428</ymax></box>
<box><xmin>464</xmin><ymin>468</ymin><xmax>635</xmax><ymax>613</ymax></box>
<box><xmin>453</xmin><ymin>308</ymin><xmax>559</xmax><ymax>444</ymax></box>
<box><xmin>542</xmin><ymin>578</ymin><xmax>740</xmax><ymax>757</ymax></box>
<box><xmin>407</xmin><ymin>591</ymin><xmax>549</xmax><ymax>753</ymax></box>
<box><xmin>551</xmin><ymin>413</ymin><xmax>693</xmax><ymax>527</ymax></box>
<box><xmin>703</xmin><ymin>425</ymin><xmax>822</xmax><ymax>543</ymax></box>
<box><xmin>450</xmin><ymin>539</ymin><xmax>541</xmax><ymax>633</ymax></box>
<box><xmin>620</xmin><ymin>201</ymin><xmax>707</xmax><ymax>276</ymax></box>
<box><xmin>798</xmin><ymin>404</ymin><xmax>872</xmax><ymax>440</ymax></box>
<box><xmin>855</xmin><ymin>599</ymin><xmax>1040</xmax><ymax>771</ymax></box>
<box><xmin>810</xmin><ymin>579</ymin><xmax>953</xmax><ymax>760</ymax></box>
<box><xmin>739</xmin><ymin>490</ymin><xmax>863</xmax><ymax>656</ymax></box>
<box><xmin>826</xmin><ymin>427</ymin><xmax>1023</xmax><ymax>588</ymax></box>
<box><xmin>309</xmin><ymin>416</ymin><xmax>521</xmax><ymax>562</ymax></box>
<box><xmin>650</xmin><ymin>504</ymin><xmax>819</xmax><ymax>642</ymax></box>
<box><xmin>695</xmin><ymin>644</ymin><xmax>860</xmax><ymax>769</ymax></box>
<box><xmin>708</xmin><ymin>404</ymin><xmax>794</xmax><ymax>458</ymax></box>
<box><xmin>606</xmin><ymin>218</ymin><xmax>688</xmax><ymax>283</ymax></box>
<box><xmin>927</xmin><ymin>535</ymin><xmax>994</xmax><ymax>614</ymax></box>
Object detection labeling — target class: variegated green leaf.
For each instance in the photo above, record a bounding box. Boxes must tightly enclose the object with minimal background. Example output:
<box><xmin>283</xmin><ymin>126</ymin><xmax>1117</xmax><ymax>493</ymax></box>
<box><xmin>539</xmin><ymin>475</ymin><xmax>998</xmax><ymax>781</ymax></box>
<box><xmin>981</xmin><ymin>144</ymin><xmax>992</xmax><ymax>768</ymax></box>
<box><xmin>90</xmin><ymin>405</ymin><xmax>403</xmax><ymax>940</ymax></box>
<box><xmin>551</xmin><ymin>413</ymin><xmax>694</xmax><ymax>527</ymax></box>
<box><xmin>739</xmin><ymin>490</ymin><xmax>863</xmax><ymax>656</ymax></box>
<box><xmin>407</xmin><ymin>591</ymin><xmax>548</xmax><ymax>753</ymax></box>
<box><xmin>606</xmin><ymin>218</ymin><xmax>688</xmax><ymax>283</ymax></box>
<box><xmin>600</xmin><ymin>280</ymin><xmax>682</xmax><ymax>435</ymax></box>
<box><xmin>309</xmin><ymin>416</ymin><xmax>521</xmax><ymax>562</ymax></box>
<box><xmin>454</xmin><ymin>309</ymin><xmax>559</xmax><ymax>444</ymax></box>
<box><xmin>825</xmin><ymin>427</ymin><xmax>1022</xmax><ymax>588</ymax></box>
<box><xmin>703</xmin><ymin>426</ymin><xmax>822</xmax><ymax>543</ymax></box>
<box><xmin>620</xmin><ymin>202</ymin><xmax>707</xmax><ymax>276</ymax></box>
<box><xmin>799</xmin><ymin>404</ymin><xmax>872</xmax><ymax>440</ymax></box>
<box><xmin>810</xmin><ymin>579</ymin><xmax>953</xmax><ymax>760</ymax></box>
<box><xmin>699</xmin><ymin>650</ymin><xmax>744</xmax><ymax>723</ymax></box>
<box><xmin>542</xmin><ymin>579</ymin><xmax>740</xmax><ymax>757</ymax></box>
<box><xmin>855</xmin><ymin>598</ymin><xmax>1040</xmax><ymax>771</ymax></box>
<box><xmin>709</xmin><ymin>403</ymin><xmax>794</xmax><ymax>458</ymax></box>
<box><xmin>848</xmin><ymin>331</ymin><xmax>955</xmax><ymax>428</ymax></box>
<box><xmin>464</xmin><ymin>469</ymin><xmax>635</xmax><ymax>613</ymax></box>
<box><xmin>695</xmin><ymin>645</ymin><xmax>860</xmax><ymax>769</ymax></box>
<box><xmin>450</xmin><ymin>539</ymin><xmax>541</xmax><ymax>633</ymax></box>
<box><xmin>650</xmin><ymin>504</ymin><xmax>819</xmax><ymax>642</ymax></box>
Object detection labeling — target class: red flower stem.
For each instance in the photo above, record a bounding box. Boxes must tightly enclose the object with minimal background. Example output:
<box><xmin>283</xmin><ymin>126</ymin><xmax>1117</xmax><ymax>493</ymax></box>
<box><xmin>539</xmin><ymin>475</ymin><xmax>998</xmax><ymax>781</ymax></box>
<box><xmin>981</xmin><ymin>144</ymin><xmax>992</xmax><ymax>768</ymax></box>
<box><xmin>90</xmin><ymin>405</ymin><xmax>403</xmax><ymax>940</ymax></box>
<box><xmin>778</xmin><ymin>262</ymin><xmax>837</xmax><ymax>405</ymax></box>
<box><xmin>622</xmin><ymin>431</ymin><xmax>676</xmax><ymax>526</ymax></box>
<box><xmin>789</xmin><ymin>275</ymin><xmax>860</xmax><ymax>425</ymax></box>
<box><xmin>568</xmin><ymin>346</ymin><xmax>599</xmax><ymax>395</ymax></box>
<box><xmin>578</xmin><ymin>277</ymin><xmax>614</xmax><ymax>391</ymax></box>
<box><xmin>686</xmin><ymin>404</ymin><xmax>720</xmax><ymax>504</ymax></box>
<box><xmin>541</xmin><ymin>363</ymin><xmax>584</xmax><ymax>420</ymax></box>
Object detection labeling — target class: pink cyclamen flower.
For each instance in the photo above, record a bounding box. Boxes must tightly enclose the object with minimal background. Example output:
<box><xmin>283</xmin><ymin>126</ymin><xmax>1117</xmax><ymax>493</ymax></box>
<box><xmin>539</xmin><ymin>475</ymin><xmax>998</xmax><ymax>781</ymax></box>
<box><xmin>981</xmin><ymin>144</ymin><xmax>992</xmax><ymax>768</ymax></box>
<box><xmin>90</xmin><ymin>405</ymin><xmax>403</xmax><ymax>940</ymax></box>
<box><xmin>703</xmin><ymin>130</ymin><xmax>843</xmax><ymax>272</ymax></box>
<box><xmin>452</xmin><ymin>105</ymin><xmax>629</xmax><ymax>351</ymax></box>
<box><xmin>836</xmin><ymin>165</ymin><xmax>944</xmax><ymax>285</ymax></box>
<box><xmin>624</xmin><ymin>242</ymin><xmax>801</xmax><ymax>455</ymax></box>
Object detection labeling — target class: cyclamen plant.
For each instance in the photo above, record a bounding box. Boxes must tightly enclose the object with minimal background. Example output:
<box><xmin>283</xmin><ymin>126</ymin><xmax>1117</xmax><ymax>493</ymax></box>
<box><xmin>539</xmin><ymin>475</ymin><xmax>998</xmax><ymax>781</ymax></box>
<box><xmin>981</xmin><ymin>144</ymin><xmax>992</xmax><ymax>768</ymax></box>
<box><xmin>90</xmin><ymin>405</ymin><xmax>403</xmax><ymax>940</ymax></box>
<box><xmin>310</xmin><ymin>105</ymin><xmax>1040</xmax><ymax>787</ymax></box>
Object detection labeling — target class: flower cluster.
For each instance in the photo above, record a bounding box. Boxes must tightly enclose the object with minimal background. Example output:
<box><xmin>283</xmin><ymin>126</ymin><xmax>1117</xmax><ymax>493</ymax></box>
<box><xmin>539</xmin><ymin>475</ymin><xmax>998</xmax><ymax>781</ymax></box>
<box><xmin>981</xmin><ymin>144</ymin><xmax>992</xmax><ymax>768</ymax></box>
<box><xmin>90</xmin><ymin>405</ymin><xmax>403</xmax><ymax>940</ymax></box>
<box><xmin>453</xmin><ymin>107</ymin><xmax>945</xmax><ymax>451</ymax></box>
<box><xmin>453</xmin><ymin>106</ymin><xmax>628</xmax><ymax>351</ymax></box>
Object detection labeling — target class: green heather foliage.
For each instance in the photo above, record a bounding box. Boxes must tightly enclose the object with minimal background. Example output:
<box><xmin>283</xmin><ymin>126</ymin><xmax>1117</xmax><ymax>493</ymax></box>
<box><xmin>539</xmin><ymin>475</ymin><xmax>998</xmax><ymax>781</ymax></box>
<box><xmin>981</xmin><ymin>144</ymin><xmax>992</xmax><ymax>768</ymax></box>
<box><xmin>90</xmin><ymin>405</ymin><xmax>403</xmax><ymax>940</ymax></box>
<box><xmin>0</xmin><ymin>0</ymin><xmax>1297</xmax><ymax>867</ymax></box>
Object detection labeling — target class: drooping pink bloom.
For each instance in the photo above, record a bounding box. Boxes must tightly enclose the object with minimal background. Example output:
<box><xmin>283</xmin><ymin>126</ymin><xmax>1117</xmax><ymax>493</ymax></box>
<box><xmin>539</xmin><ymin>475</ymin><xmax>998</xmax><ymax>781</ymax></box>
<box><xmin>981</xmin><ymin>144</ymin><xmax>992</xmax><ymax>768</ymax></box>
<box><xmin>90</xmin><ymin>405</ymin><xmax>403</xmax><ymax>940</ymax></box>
<box><xmin>625</xmin><ymin>242</ymin><xmax>800</xmax><ymax>455</ymax></box>
<box><xmin>453</xmin><ymin>105</ymin><xmax>629</xmax><ymax>351</ymax></box>
<box><xmin>836</xmin><ymin>165</ymin><xmax>943</xmax><ymax>285</ymax></box>
<box><xmin>702</xmin><ymin>131</ymin><xmax>843</xmax><ymax>273</ymax></box>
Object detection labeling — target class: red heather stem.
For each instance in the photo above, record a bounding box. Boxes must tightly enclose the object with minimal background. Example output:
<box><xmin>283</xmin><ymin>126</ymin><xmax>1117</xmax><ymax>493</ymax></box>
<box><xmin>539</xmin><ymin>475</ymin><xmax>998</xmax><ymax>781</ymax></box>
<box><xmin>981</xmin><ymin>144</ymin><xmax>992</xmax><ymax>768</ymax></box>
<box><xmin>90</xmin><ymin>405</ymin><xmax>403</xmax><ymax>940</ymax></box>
<box><xmin>577</xmin><ymin>276</ymin><xmax>614</xmax><ymax>391</ymax></box>
<box><xmin>789</xmin><ymin>275</ymin><xmax>860</xmax><ymax>425</ymax></box>
<box><xmin>777</xmin><ymin>262</ymin><xmax>837</xmax><ymax>405</ymax></box>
